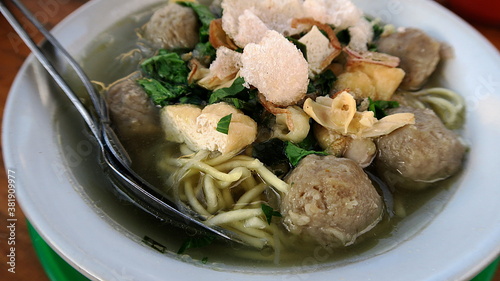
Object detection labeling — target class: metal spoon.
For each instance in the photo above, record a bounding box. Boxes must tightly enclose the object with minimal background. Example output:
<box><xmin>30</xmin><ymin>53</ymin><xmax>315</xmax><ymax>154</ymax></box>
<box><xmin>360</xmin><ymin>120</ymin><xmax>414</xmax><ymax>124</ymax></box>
<box><xmin>0</xmin><ymin>0</ymin><xmax>244</xmax><ymax>245</ymax></box>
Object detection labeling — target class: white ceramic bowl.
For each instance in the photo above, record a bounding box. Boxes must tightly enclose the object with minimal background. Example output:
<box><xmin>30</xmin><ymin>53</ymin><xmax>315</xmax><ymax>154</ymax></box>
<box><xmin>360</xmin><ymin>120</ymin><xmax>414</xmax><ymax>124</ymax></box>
<box><xmin>3</xmin><ymin>0</ymin><xmax>500</xmax><ymax>280</ymax></box>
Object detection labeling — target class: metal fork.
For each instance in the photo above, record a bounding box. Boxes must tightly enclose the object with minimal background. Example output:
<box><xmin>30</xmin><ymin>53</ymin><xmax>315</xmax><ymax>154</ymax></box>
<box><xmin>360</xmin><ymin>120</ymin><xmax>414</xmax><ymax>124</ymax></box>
<box><xmin>0</xmin><ymin>0</ymin><xmax>243</xmax><ymax>245</ymax></box>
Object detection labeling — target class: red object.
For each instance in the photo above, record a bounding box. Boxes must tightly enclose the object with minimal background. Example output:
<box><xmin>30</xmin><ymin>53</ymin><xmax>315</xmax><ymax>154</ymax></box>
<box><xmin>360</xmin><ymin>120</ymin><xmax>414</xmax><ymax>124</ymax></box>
<box><xmin>448</xmin><ymin>0</ymin><xmax>500</xmax><ymax>25</ymax></box>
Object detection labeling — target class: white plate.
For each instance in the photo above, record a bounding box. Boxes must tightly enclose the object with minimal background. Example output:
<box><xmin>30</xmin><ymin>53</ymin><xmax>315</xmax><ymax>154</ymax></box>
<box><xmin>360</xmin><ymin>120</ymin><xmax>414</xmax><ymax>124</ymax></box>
<box><xmin>3</xmin><ymin>0</ymin><xmax>500</xmax><ymax>280</ymax></box>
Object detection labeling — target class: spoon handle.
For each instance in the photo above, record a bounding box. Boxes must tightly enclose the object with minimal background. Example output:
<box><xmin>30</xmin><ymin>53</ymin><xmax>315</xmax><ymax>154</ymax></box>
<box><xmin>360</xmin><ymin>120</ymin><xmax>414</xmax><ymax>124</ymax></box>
<box><xmin>0</xmin><ymin>0</ymin><xmax>246</xmax><ymax>245</ymax></box>
<box><xmin>0</xmin><ymin>0</ymin><xmax>102</xmax><ymax>142</ymax></box>
<box><xmin>0</xmin><ymin>0</ymin><xmax>135</xmax><ymax>167</ymax></box>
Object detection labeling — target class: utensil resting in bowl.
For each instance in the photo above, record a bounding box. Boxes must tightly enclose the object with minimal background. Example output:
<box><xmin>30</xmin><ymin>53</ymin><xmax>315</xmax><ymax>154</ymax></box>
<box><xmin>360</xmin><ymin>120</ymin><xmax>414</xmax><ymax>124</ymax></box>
<box><xmin>0</xmin><ymin>0</ymin><xmax>244</xmax><ymax>245</ymax></box>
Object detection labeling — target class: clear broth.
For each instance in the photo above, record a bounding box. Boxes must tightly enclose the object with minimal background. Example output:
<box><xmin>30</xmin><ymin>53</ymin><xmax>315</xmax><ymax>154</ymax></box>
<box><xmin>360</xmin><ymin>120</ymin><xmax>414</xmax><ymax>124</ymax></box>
<box><xmin>58</xmin><ymin>4</ymin><xmax>462</xmax><ymax>271</ymax></box>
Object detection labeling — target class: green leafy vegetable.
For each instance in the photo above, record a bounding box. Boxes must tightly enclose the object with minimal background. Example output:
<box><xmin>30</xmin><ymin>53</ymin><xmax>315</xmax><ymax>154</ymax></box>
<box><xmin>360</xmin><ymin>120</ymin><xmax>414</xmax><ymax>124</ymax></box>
<box><xmin>201</xmin><ymin>257</ymin><xmax>209</xmax><ymax>264</ymax></box>
<box><xmin>209</xmin><ymin>77</ymin><xmax>246</xmax><ymax>104</ymax></box>
<box><xmin>141</xmin><ymin>49</ymin><xmax>188</xmax><ymax>83</ymax></box>
<box><xmin>285</xmin><ymin>141</ymin><xmax>328</xmax><ymax>166</ymax></box>
<box><xmin>364</xmin><ymin>16</ymin><xmax>384</xmax><ymax>42</ymax></box>
<box><xmin>138</xmin><ymin>49</ymin><xmax>192</xmax><ymax>106</ymax></box>
<box><xmin>295</xmin><ymin>130</ymin><xmax>322</xmax><ymax>151</ymax></box>
<box><xmin>367</xmin><ymin>43</ymin><xmax>378</xmax><ymax>52</ymax></box>
<box><xmin>177</xmin><ymin>235</ymin><xmax>215</xmax><ymax>255</ymax></box>
<box><xmin>307</xmin><ymin>69</ymin><xmax>337</xmax><ymax>96</ymax></box>
<box><xmin>178</xmin><ymin>94</ymin><xmax>206</xmax><ymax>105</ymax></box>
<box><xmin>336</xmin><ymin>29</ymin><xmax>351</xmax><ymax>45</ymax></box>
<box><xmin>253</xmin><ymin>133</ymin><xmax>326</xmax><ymax>169</ymax></box>
<box><xmin>286</xmin><ymin>36</ymin><xmax>307</xmax><ymax>60</ymax></box>
<box><xmin>261</xmin><ymin>204</ymin><xmax>282</xmax><ymax>224</ymax></box>
<box><xmin>216</xmin><ymin>113</ymin><xmax>232</xmax><ymax>134</ymax></box>
<box><xmin>318</xmin><ymin>28</ymin><xmax>329</xmax><ymax>38</ymax></box>
<box><xmin>368</xmin><ymin>98</ymin><xmax>399</xmax><ymax>119</ymax></box>
<box><xmin>177</xmin><ymin>1</ymin><xmax>216</xmax><ymax>42</ymax></box>
<box><xmin>208</xmin><ymin>77</ymin><xmax>259</xmax><ymax>113</ymax></box>
<box><xmin>372</xmin><ymin>23</ymin><xmax>385</xmax><ymax>41</ymax></box>
<box><xmin>252</xmin><ymin>138</ymin><xmax>287</xmax><ymax>167</ymax></box>
<box><xmin>138</xmin><ymin>78</ymin><xmax>190</xmax><ymax>106</ymax></box>
<box><xmin>251</xmin><ymin>138</ymin><xmax>290</xmax><ymax>177</ymax></box>
<box><xmin>194</xmin><ymin>41</ymin><xmax>216</xmax><ymax>63</ymax></box>
<box><xmin>178</xmin><ymin>1</ymin><xmax>217</xmax><ymax>63</ymax></box>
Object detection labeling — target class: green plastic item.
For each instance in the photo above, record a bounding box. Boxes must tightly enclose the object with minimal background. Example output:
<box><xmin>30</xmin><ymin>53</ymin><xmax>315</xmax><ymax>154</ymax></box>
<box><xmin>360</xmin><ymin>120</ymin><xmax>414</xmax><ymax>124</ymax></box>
<box><xmin>27</xmin><ymin>220</ymin><xmax>498</xmax><ymax>281</ymax></box>
<box><xmin>472</xmin><ymin>257</ymin><xmax>500</xmax><ymax>281</ymax></box>
<box><xmin>27</xmin><ymin>221</ymin><xmax>89</xmax><ymax>281</ymax></box>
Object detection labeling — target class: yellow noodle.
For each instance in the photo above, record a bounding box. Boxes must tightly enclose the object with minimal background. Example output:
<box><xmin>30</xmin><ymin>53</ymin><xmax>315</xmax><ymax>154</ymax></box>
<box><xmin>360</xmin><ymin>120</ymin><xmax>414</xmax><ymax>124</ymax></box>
<box><xmin>180</xmin><ymin>148</ymin><xmax>209</xmax><ymax>161</ymax></box>
<box><xmin>244</xmin><ymin>216</ymin><xmax>268</xmax><ymax>229</ymax></box>
<box><xmin>184</xmin><ymin>180</ymin><xmax>211</xmax><ymax>217</ymax></box>
<box><xmin>213</xmin><ymin>159</ymin><xmax>289</xmax><ymax>193</ymax></box>
<box><xmin>179</xmin><ymin>143</ymin><xmax>196</xmax><ymax>155</ymax></box>
<box><xmin>234</xmin><ymin>183</ymin><xmax>267</xmax><ymax>210</ymax></box>
<box><xmin>215</xmin><ymin>188</ymin><xmax>225</xmax><ymax>211</ymax></box>
<box><xmin>171</xmin><ymin>150</ymin><xmax>290</xmax><ymax>257</ymax></box>
<box><xmin>231</xmin><ymin>154</ymin><xmax>257</xmax><ymax>161</ymax></box>
<box><xmin>178</xmin><ymin>192</ymin><xmax>188</xmax><ymax>202</ymax></box>
<box><xmin>178</xmin><ymin>154</ymin><xmax>288</xmax><ymax>194</ymax></box>
<box><xmin>223</xmin><ymin>225</ymin><xmax>268</xmax><ymax>249</ymax></box>
<box><xmin>192</xmin><ymin>175</ymin><xmax>203</xmax><ymax>197</ymax></box>
<box><xmin>177</xmin><ymin>177</ymin><xmax>188</xmax><ymax>201</ymax></box>
<box><xmin>204</xmin><ymin>150</ymin><xmax>239</xmax><ymax>166</ymax></box>
<box><xmin>222</xmin><ymin>188</ymin><xmax>235</xmax><ymax>208</ymax></box>
<box><xmin>214</xmin><ymin>159</ymin><xmax>255</xmax><ymax>171</ymax></box>
<box><xmin>228</xmin><ymin>221</ymin><xmax>274</xmax><ymax>247</ymax></box>
<box><xmin>205</xmin><ymin>208</ymin><xmax>263</xmax><ymax>226</ymax></box>
<box><xmin>215</xmin><ymin>168</ymin><xmax>252</xmax><ymax>189</ymax></box>
<box><xmin>203</xmin><ymin>175</ymin><xmax>220</xmax><ymax>213</ymax></box>
<box><xmin>247</xmin><ymin>161</ymin><xmax>289</xmax><ymax>194</ymax></box>
<box><xmin>241</xmin><ymin>174</ymin><xmax>258</xmax><ymax>191</ymax></box>
<box><xmin>413</xmin><ymin>87</ymin><xmax>465</xmax><ymax>129</ymax></box>
<box><xmin>249</xmin><ymin>201</ymin><xmax>264</xmax><ymax>209</ymax></box>
<box><xmin>188</xmin><ymin>161</ymin><xmax>247</xmax><ymax>182</ymax></box>
<box><xmin>169</xmin><ymin>150</ymin><xmax>211</xmax><ymax>182</ymax></box>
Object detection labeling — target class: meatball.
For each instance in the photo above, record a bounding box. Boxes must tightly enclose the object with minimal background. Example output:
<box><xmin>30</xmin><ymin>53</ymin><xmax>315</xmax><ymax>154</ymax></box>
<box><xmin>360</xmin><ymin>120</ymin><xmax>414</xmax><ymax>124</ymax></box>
<box><xmin>377</xmin><ymin>28</ymin><xmax>441</xmax><ymax>90</ymax></box>
<box><xmin>143</xmin><ymin>3</ymin><xmax>199</xmax><ymax>50</ymax></box>
<box><xmin>281</xmin><ymin>155</ymin><xmax>383</xmax><ymax>248</ymax></box>
<box><xmin>376</xmin><ymin>106</ymin><xmax>466</xmax><ymax>190</ymax></box>
<box><xmin>106</xmin><ymin>72</ymin><xmax>161</xmax><ymax>140</ymax></box>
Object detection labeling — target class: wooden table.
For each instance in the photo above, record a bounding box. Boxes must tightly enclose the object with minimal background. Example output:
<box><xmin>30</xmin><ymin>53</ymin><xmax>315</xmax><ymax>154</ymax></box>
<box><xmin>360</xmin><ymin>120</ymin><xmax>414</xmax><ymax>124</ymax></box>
<box><xmin>0</xmin><ymin>1</ymin><xmax>499</xmax><ymax>280</ymax></box>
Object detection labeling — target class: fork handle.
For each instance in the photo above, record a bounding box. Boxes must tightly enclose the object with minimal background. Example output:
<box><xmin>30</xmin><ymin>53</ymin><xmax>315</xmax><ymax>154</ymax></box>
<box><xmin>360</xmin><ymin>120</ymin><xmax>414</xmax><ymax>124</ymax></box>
<box><xmin>0</xmin><ymin>0</ymin><xmax>103</xmax><ymax>144</ymax></box>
